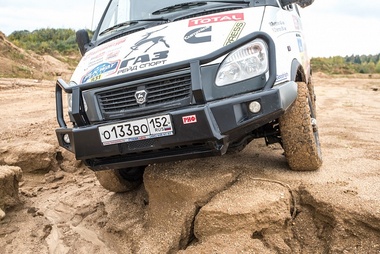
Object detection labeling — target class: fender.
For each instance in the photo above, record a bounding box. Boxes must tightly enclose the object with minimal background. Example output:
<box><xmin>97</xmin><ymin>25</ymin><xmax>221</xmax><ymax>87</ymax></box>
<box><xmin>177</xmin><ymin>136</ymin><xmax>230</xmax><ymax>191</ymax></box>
<box><xmin>290</xmin><ymin>58</ymin><xmax>308</xmax><ymax>83</ymax></box>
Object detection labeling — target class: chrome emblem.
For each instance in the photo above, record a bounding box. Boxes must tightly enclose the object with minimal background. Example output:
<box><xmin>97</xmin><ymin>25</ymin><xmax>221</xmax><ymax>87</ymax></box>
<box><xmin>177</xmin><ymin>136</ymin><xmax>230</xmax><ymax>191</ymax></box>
<box><xmin>135</xmin><ymin>90</ymin><xmax>148</xmax><ymax>104</ymax></box>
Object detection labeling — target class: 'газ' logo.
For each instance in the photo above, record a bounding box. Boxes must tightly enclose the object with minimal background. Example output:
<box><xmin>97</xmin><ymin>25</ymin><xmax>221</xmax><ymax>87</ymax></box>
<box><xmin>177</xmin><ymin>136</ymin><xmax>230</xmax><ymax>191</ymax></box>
<box><xmin>135</xmin><ymin>90</ymin><xmax>148</xmax><ymax>104</ymax></box>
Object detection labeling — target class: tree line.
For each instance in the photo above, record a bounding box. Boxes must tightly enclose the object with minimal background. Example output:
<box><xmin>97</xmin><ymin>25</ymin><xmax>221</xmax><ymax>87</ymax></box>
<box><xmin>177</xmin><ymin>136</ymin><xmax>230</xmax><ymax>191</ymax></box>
<box><xmin>8</xmin><ymin>28</ymin><xmax>83</xmax><ymax>55</ymax></box>
<box><xmin>7</xmin><ymin>28</ymin><xmax>380</xmax><ymax>74</ymax></box>
<box><xmin>311</xmin><ymin>54</ymin><xmax>380</xmax><ymax>74</ymax></box>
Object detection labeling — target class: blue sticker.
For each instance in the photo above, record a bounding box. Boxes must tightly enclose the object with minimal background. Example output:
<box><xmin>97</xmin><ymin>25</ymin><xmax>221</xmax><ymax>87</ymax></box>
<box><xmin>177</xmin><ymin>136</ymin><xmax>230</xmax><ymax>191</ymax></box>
<box><xmin>81</xmin><ymin>61</ymin><xmax>119</xmax><ymax>83</ymax></box>
<box><xmin>297</xmin><ymin>38</ymin><xmax>304</xmax><ymax>52</ymax></box>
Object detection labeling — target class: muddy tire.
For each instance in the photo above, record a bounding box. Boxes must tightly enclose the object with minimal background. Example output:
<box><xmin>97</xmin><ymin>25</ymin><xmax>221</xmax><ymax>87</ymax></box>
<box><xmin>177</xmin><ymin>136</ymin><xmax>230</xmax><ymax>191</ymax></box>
<box><xmin>95</xmin><ymin>167</ymin><xmax>145</xmax><ymax>192</ymax></box>
<box><xmin>307</xmin><ymin>78</ymin><xmax>317</xmax><ymax>117</ymax></box>
<box><xmin>279</xmin><ymin>82</ymin><xmax>322</xmax><ymax>171</ymax></box>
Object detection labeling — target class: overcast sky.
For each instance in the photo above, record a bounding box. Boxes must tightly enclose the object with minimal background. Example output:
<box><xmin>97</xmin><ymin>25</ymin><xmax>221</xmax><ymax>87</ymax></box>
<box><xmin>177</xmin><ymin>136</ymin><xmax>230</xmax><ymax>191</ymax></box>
<box><xmin>0</xmin><ymin>0</ymin><xmax>379</xmax><ymax>57</ymax></box>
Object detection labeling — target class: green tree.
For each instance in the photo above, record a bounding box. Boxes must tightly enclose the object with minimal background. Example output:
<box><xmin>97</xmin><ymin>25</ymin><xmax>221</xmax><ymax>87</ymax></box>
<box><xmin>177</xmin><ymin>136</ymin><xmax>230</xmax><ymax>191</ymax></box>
<box><xmin>375</xmin><ymin>61</ymin><xmax>380</xmax><ymax>73</ymax></box>
<box><xmin>354</xmin><ymin>55</ymin><xmax>362</xmax><ymax>64</ymax></box>
<box><xmin>8</xmin><ymin>28</ymin><xmax>79</xmax><ymax>55</ymax></box>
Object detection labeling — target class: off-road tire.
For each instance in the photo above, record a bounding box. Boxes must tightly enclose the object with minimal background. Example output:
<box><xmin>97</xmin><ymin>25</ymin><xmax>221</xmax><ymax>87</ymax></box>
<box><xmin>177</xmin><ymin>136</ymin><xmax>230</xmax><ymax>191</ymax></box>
<box><xmin>307</xmin><ymin>78</ymin><xmax>317</xmax><ymax>117</ymax></box>
<box><xmin>95</xmin><ymin>167</ymin><xmax>144</xmax><ymax>192</ymax></box>
<box><xmin>279</xmin><ymin>82</ymin><xmax>322</xmax><ymax>171</ymax></box>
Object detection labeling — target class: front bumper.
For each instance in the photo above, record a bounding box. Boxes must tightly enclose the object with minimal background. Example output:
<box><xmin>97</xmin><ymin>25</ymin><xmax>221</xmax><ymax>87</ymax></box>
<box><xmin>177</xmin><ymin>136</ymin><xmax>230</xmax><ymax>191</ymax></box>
<box><xmin>56</xmin><ymin>81</ymin><xmax>297</xmax><ymax>170</ymax></box>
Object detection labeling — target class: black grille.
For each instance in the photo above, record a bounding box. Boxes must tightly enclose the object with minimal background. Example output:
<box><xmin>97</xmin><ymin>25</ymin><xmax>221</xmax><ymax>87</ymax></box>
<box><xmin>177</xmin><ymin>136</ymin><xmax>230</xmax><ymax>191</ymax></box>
<box><xmin>97</xmin><ymin>73</ymin><xmax>192</xmax><ymax>115</ymax></box>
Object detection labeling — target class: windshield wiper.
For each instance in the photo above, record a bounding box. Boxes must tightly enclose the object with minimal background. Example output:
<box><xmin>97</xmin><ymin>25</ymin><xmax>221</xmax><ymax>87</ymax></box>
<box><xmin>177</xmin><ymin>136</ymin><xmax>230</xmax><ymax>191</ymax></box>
<box><xmin>152</xmin><ymin>1</ymin><xmax>249</xmax><ymax>15</ymax></box>
<box><xmin>99</xmin><ymin>18</ymin><xmax>169</xmax><ymax>36</ymax></box>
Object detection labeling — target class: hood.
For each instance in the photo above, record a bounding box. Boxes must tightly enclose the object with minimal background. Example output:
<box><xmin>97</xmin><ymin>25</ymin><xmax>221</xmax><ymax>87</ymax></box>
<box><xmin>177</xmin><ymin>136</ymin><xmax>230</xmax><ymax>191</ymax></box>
<box><xmin>72</xmin><ymin>7</ymin><xmax>265</xmax><ymax>84</ymax></box>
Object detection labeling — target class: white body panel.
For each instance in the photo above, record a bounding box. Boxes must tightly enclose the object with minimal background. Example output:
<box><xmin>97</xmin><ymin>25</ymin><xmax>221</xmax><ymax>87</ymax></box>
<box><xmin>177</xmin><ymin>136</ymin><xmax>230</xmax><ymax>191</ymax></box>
<box><xmin>71</xmin><ymin>5</ymin><xmax>310</xmax><ymax>85</ymax></box>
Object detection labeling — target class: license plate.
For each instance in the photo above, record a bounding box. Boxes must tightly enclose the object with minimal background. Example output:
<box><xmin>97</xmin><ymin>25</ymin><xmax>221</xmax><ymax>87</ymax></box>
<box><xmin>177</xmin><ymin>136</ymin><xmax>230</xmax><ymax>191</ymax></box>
<box><xmin>98</xmin><ymin>115</ymin><xmax>174</xmax><ymax>145</ymax></box>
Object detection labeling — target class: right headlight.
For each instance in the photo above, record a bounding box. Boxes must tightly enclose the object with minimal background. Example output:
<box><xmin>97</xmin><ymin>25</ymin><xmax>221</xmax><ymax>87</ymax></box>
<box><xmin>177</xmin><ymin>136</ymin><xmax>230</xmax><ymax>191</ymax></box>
<box><xmin>215</xmin><ymin>39</ymin><xmax>269</xmax><ymax>86</ymax></box>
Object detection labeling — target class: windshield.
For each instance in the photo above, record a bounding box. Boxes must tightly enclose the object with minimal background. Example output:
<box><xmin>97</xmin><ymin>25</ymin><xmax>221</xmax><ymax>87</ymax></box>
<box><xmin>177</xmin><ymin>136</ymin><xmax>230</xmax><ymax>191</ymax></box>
<box><xmin>98</xmin><ymin>0</ymin><xmax>200</xmax><ymax>37</ymax></box>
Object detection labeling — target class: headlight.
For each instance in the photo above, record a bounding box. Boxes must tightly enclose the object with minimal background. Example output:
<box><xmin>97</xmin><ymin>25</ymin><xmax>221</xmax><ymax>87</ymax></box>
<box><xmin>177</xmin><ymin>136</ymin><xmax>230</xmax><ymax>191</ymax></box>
<box><xmin>67</xmin><ymin>81</ymin><xmax>87</xmax><ymax>112</ymax></box>
<box><xmin>215</xmin><ymin>39</ymin><xmax>269</xmax><ymax>86</ymax></box>
<box><xmin>67</xmin><ymin>94</ymin><xmax>73</xmax><ymax>112</ymax></box>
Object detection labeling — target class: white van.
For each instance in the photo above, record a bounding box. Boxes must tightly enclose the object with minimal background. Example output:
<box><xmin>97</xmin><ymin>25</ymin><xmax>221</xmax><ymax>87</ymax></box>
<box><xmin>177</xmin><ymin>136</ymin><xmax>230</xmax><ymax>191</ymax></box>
<box><xmin>55</xmin><ymin>0</ymin><xmax>321</xmax><ymax>192</ymax></box>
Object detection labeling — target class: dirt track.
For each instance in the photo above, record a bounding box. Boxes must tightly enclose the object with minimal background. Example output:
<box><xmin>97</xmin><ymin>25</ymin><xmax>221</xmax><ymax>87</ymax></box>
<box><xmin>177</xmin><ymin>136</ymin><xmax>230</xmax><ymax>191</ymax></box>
<box><xmin>0</xmin><ymin>74</ymin><xmax>380</xmax><ymax>253</ymax></box>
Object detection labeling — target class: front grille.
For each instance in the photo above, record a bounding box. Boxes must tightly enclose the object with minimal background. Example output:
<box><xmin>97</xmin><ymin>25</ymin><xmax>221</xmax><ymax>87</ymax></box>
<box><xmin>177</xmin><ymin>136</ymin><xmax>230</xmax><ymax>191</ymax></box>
<box><xmin>97</xmin><ymin>72</ymin><xmax>192</xmax><ymax>116</ymax></box>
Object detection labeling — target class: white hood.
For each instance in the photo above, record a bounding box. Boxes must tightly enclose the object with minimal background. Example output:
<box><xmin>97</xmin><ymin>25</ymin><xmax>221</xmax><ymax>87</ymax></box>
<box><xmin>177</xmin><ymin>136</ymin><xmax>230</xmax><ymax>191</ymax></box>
<box><xmin>72</xmin><ymin>8</ymin><xmax>265</xmax><ymax>84</ymax></box>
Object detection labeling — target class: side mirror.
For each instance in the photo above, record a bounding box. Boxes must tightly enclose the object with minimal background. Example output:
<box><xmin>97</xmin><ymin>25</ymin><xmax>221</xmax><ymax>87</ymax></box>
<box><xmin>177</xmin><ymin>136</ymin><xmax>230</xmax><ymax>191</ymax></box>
<box><xmin>76</xmin><ymin>29</ymin><xmax>90</xmax><ymax>56</ymax></box>
<box><xmin>281</xmin><ymin>0</ymin><xmax>314</xmax><ymax>8</ymax></box>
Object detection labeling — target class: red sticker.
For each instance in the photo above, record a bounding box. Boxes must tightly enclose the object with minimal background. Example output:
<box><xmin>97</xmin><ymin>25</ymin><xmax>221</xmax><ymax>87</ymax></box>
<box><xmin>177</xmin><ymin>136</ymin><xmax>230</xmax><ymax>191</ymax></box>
<box><xmin>188</xmin><ymin>13</ymin><xmax>244</xmax><ymax>27</ymax></box>
<box><xmin>182</xmin><ymin>115</ymin><xmax>197</xmax><ymax>124</ymax></box>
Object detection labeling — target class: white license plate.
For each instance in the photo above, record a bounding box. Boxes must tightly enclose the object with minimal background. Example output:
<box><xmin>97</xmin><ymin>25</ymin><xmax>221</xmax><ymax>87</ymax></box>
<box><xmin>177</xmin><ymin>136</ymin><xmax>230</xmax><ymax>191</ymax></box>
<box><xmin>98</xmin><ymin>115</ymin><xmax>174</xmax><ymax>145</ymax></box>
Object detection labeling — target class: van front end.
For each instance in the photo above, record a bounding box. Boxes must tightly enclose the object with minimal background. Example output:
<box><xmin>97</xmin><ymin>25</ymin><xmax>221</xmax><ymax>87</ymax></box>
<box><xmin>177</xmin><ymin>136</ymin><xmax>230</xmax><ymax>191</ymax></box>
<box><xmin>56</xmin><ymin>31</ymin><xmax>297</xmax><ymax>171</ymax></box>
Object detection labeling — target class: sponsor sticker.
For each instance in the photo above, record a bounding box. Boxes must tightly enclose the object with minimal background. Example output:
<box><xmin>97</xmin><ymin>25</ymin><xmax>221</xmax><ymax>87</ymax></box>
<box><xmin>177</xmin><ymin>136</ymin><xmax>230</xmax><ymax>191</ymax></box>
<box><xmin>117</xmin><ymin>51</ymin><xmax>169</xmax><ymax>74</ymax></box>
<box><xmin>81</xmin><ymin>61</ymin><xmax>119</xmax><ymax>83</ymax></box>
<box><xmin>224</xmin><ymin>21</ymin><xmax>245</xmax><ymax>46</ymax></box>
<box><xmin>82</xmin><ymin>38</ymin><xmax>126</xmax><ymax>61</ymax></box>
<box><xmin>276</xmin><ymin>73</ymin><xmax>289</xmax><ymax>82</ymax></box>
<box><xmin>184</xmin><ymin>26</ymin><xmax>212</xmax><ymax>44</ymax></box>
<box><xmin>269</xmin><ymin>21</ymin><xmax>287</xmax><ymax>33</ymax></box>
<box><xmin>293</xmin><ymin>15</ymin><xmax>302</xmax><ymax>30</ymax></box>
<box><xmin>189</xmin><ymin>13</ymin><xmax>244</xmax><ymax>27</ymax></box>
<box><xmin>182</xmin><ymin>115</ymin><xmax>197</xmax><ymax>124</ymax></box>
<box><xmin>297</xmin><ymin>38</ymin><xmax>304</xmax><ymax>52</ymax></box>
<box><xmin>117</xmin><ymin>27</ymin><xmax>170</xmax><ymax>74</ymax></box>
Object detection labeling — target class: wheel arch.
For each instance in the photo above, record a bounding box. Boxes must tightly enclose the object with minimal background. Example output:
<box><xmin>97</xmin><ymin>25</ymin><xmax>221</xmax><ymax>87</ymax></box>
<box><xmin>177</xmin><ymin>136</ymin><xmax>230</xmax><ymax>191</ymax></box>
<box><xmin>290</xmin><ymin>59</ymin><xmax>311</xmax><ymax>84</ymax></box>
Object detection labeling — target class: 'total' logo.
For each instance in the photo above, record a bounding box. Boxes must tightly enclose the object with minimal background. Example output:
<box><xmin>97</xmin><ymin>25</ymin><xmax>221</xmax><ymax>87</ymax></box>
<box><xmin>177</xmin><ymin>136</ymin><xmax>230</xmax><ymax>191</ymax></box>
<box><xmin>188</xmin><ymin>13</ymin><xmax>244</xmax><ymax>27</ymax></box>
<box><xmin>182</xmin><ymin>115</ymin><xmax>197</xmax><ymax>124</ymax></box>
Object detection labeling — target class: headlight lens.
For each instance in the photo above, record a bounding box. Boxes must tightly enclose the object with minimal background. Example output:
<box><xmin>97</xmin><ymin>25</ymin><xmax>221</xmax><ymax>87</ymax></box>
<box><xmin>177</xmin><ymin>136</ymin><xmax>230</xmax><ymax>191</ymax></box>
<box><xmin>67</xmin><ymin>82</ymin><xmax>75</xmax><ymax>112</ymax></box>
<box><xmin>67</xmin><ymin>94</ymin><xmax>73</xmax><ymax>112</ymax></box>
<box><xmin>215</xmin><ymin>39</ymin><xmax>269</xmax><ymax>86</ymax></box>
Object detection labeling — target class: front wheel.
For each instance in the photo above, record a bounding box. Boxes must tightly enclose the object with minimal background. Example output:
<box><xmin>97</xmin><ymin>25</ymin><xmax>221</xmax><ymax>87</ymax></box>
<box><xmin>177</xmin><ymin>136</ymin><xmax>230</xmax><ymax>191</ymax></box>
<box><xmin>95</xmin><ymin>166</ymin><xmax>145</xmax><ymax>192</ymax></box>
<box><xmin>279</xmin><ymin>82</ymin><xmax>322</xmax><ymax>171</ymax></box>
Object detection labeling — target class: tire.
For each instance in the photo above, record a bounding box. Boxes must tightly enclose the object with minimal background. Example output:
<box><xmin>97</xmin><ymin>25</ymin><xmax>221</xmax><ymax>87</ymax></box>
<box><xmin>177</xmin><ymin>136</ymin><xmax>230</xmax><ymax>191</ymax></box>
<box><xmin>307</xmin><ymin>78</ymin><xmax>317</xmax><ymax>117</ymax></box>
<box><xmin>279</xmin><ymin>82</ymin><xmax>322</xmax><ymax>171</ymax></box>
<box><xmin>95</xmin><ymin>166</ymin><xmax>145</xmax><ymax>192</ymax></box>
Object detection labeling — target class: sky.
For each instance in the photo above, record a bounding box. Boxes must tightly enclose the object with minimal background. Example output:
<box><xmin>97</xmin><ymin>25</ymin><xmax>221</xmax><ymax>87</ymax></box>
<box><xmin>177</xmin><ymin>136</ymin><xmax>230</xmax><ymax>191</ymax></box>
<box><xmin>0</xmin><ymin>0</ymin><xmax>379</xmax><ymax>57</ymax></box>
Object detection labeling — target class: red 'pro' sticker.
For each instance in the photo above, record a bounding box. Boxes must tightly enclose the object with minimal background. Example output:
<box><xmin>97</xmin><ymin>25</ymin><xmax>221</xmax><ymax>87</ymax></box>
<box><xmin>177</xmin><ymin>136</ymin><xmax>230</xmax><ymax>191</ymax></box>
<box><xmin>182</xmin><ymin>115</ymin><xmax>197</xmax><ymax>124</ymax></box>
